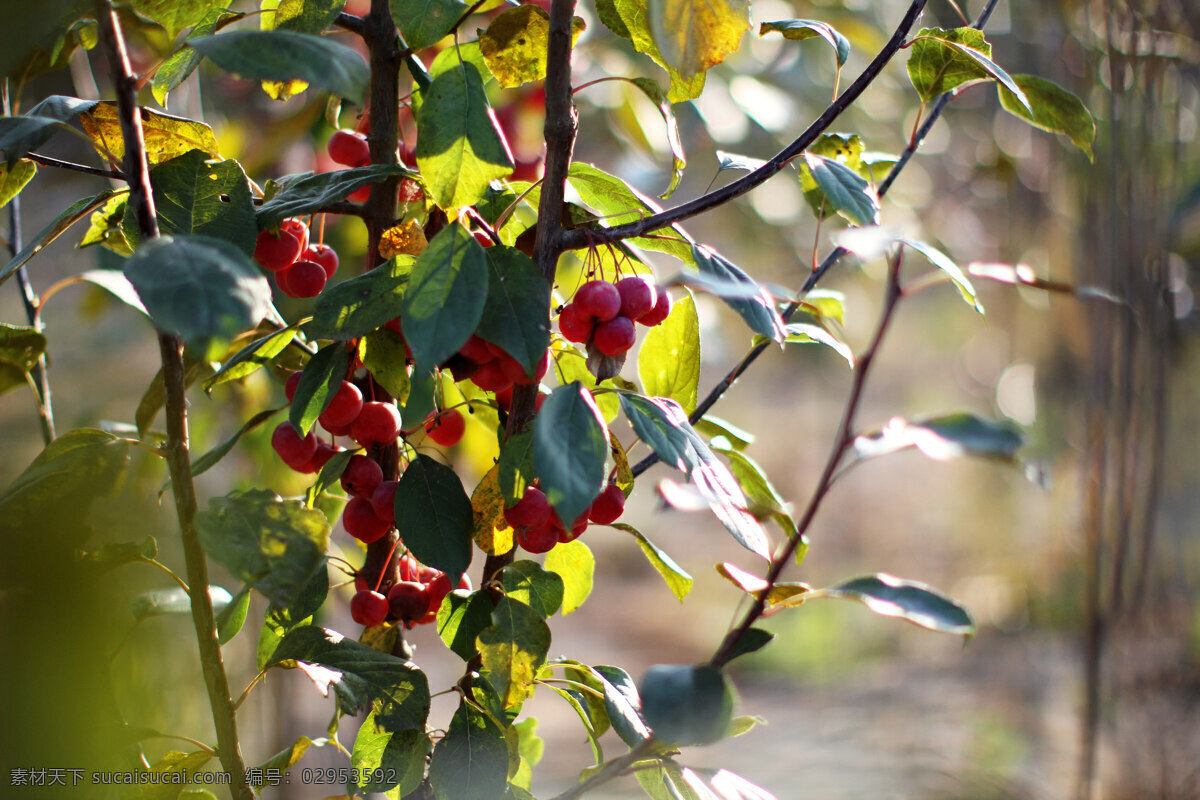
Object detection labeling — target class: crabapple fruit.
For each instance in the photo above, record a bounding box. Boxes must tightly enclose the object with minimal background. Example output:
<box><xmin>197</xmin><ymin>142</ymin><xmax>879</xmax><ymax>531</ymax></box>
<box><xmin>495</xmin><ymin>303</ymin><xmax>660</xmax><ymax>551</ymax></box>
<box><xmin>593</xmin><ymin>315</ymin><xmax>637</xmax><ymax>356</ymax></box>
<box><xmin>350</xmin><ymin>590</ymin><xmax>389</xmax><ymax>626</ymax></box>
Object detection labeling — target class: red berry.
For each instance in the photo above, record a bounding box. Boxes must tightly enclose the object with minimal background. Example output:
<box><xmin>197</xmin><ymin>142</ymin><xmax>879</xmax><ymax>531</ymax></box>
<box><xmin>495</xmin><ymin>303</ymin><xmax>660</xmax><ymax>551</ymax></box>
<box><xmin>350</xmin><ymin>590</ymin><xmax>389</xmax><ymax>626</ymax></box>
<box><xmin>558</xmin><ymin>302</ymin><xmax>595</xmax><ymax>343</ymax></box>
<box><xmin>387</xmin><ymin>581</ymin><xmax>431</xmax><ymax>621</ymax></box>
<box><xmin>328</xmin><ymin>129</ymin><xmax>371</xmax><ymax>167</ymax></box>
<box><xmin>348</xmin><ymin>184</ymin><xmax>371</xmax><ymax>203</ymax></box>
<box><xmin>308</xmin><ymin>441</ymin><xmax>342</xmax><ymax>471</ymax></box>
<box><xmin>254</xmin><ymin>228</ymin><xmax>302</xmax><ymax>272</ymax></box>
<box><xmin>518</xmin><ymin>521</ymin><xmax>559</xmax><ymax>554</ymax></box>
<box><xmin>319</xmin><ymin>381</ymin><xmax>364</xmax><ymax>429</ymax></box>
<box><xmin>399</xmin><ymin>553</ymin><xmax>419</xmax><ymax>582</ymax></box>
<box><xmin>504</xmin><ymin>486</ymin><xmax>551</xmax><ymax>530</ymax></box>
<box><xmin>285</xmin><ymin>371</ymin><xmax>302</xmax><ymax>402</ymax></box>
<box><xmin>593</xmin><ymin>315</ymin><xmax>636</xmax><ymax>355</ymax></box>
<box><xmin>343</xmin><ymin>496</ymin><xmax>390</xmax><ymax>543</ymax></box>
<box><xmin>458</xmin><ymin>334</ymin><xmax>493</xmax><ymax>365</ymax></box>
<box><xmin>351</xmin><ymin>402</ymin><xmax>402</xmax><ymax>448</ymax></box>
<box><xmin>473</xmin><ymin>230</ymin><xmax>496</xmax><ymax>248</ymax></box>
<box><xmin>424</xmin><ymin>408</ymin><xmax>466</xmax><ymax>447</ymax></box>
<box><xmin>557</xmin><ymin>514</ymin><xmax>589</xmax><ymax>543</ymax></box>
<box><xmin>516</xmin><ymin>349</ymin><xmax>551</xmax><ymax>385</ymax></box>
<box><xmin>615</xmin><ymin>276</ymin><xmax>656</xmax><ymax>321</ymax></box>
<box><xmin>320</xmin><ymin>416</ymin><xmax>353</xmax><ymax>437</ymax></box>
<box><xmin>588</xmin><ymin>483</ymin><xmax>626</xmax><ymax>524</ymax></box>
<box><xmin>494</xmin><ymin>385</ymin><xmax>513</xmax><ymax>411</ymax></box>
<box><xmin>280</xmin><ymin>219</ymin><xmax>309</xmax><ymax>252</ymax></box>
<box><xmin>354</xmin><ymin>574</ymin><xmax>369</xmax><ymax>593</ymax></box>
<box><xmin>639</xmin><ymin>285</ymin><xmax>672</xmax><ymax>326</ymax></box>
<box><xmin>398</xmin><ymin>177</ymin><xmax>424</xmax><ymax>203</ymax></box>
<box><xmin>370</xmin><ymin>480</ymin><xmax>398</xmax><ymax>523</ymax></box>
<box><xmin>302</xmin><ymin>244</ymin><xmax>339</xmax><ymax>279</ymax></box>
<box><xmin>341</xmin><ymin>454</ymin><xmax>383</xmax><ymax>497</ymax></box>
<box><xmin>470</xmin><ymin>360</ymin><xmax>513</xmax><ymax>393</ymax></box>
<box><xmin>425</xmin><ymin>572</ymin><xmax>454</xmax><ymax>614</ymax></box>
<box><xmin>271</xmin><ymin>421</ymin><xmax>318</xmax><ymax>469</ymax></box>
<box><xmin>575</xmin><ymin>280</ymin><xmax>621</xmax><ymax>322</ymax></box>
<box><xmin>279</xmin><ymin>259</ymin><xmax>327</xmax><ymax>298</ymax></box>
<box><xmin>457</xmin><ymin>573</ymin><xmax>473</xmax><ymax>591</ymax></box>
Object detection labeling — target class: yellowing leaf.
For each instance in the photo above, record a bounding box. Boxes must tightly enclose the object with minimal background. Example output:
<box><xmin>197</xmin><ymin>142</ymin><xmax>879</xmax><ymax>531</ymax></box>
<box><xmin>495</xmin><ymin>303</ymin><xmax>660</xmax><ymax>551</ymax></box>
<box><xmin>81</xmin><ymin>103</ymin><xmax>221</xmax><ymax>164</ymax></box>
<box><xmin>649</xmin><ymin>0</ymin><xmax>750</xmax><ymax>81</ymax></box>
<box><xmin>379</xmin><ymin>220</ymin><xmax>429</xmax><ymax>259</ymax></box>
<box><xmin>472</xmin><ymin>463</ymin><xmax>515</xmax><ymax>556</ymax></box>
<box><xmin>479</xmin><ymin>5</ymin><xmax>586</xmax><ymax>88</ymax></box>
<box><xmin>261</xmin><ymin>78</ymin><xmax>309</xmax><ymax>101</ymax></box>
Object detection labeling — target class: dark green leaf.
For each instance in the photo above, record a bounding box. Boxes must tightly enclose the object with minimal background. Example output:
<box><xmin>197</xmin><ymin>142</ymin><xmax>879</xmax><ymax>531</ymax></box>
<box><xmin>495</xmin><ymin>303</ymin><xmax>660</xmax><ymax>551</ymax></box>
<box><xmin>853</xmin><ymin>411</ymin><xmax>1023</xmax><ymax>463</ymax></box>
<box><xmin>124</xmin><ymin>235</ymin><xmax>272</xmax><ymax>359</ymax></box>
<box><xmin>216</xmin><ymin>584</ymin><xmax>252</xmax><ymax>644</ymax></box>
<box><xmin>477</xmin><ymin>596</ymin><xmax>551</xmax><ymax>708</ymax></box>
<box><xmin>478</xmin><ymin>246</ymin><xmax>550</xmax><ymax>376</ymax></box>
<box><xmin>437</xmin><ymin>589</ymin><xmax>494</xmax><ymax>660</ymax></box>
<box><xmin>289</xmin><ymin>342</ymin><xmax>351</xmax><ymax>436</ymax></box>
<box><xmin>307</xmin><ymin>256</ymin><xmax>412</xmax><ymax>340</ymax></box>
<box><xmin>352</xmin><ymin>711</ymin><xmax>430</xmax><ymax>796</ymax></box>
<box><xmin>640</xmin><ymin>663</ymin><xmax>736</xmax><ymax>746</ymax></box>
<box><xmin>267</xmin><ymin>625</ymin><xmax>431</xmax><ymax>730</ymax></box>
<box><xmin>189</xmin><ymin>30</ymin><xmax>369</xmax><ymax>103</ymax></box>
<box><xmin>620</xmin><ymin>393</ymin><xmax>770</xmax><ymax>559</ymax></box>
<box><xmin>394</xmin><ymin>454</ymin><xmax>474</xmax><ymax>584</ymax></box>
<box><xmin>999</xmin><ymin>74</ymin><xmax>1095</xmax><ymax>160</ymax></box>
<box><xmin>0</xmin><ymin>191</ymin><xmax>119</xmax><ymax>286</ymax></box>
<box><xmin>638</xmin><ymin>289</ymin><xmax>699</xmax><ymax>414</ymax></box>
<box><xmin>610</xmin><ymin>522</ymin><xmax>693</xmax><ymax>601</ymax></box>
<box><xmin>76</xmin><ymin>536</ymin><xmax>157</xmax><ymax>569</ymax></box>
<box><xmin>801</xmin><ymin>152</ymin><xmax>879</xmax><ymax>225</ymax></box>
<box><xmin>822</xmin><ymin>573</ymin><xmax>975</xmax><ymax>636</ymax></box>
<box><xmin>401</xmin><ymin>224</ymin><xmax>489</xmax><ymax>366</ymax></box>
<box><xmin>690</xmin><ymin>244</ymin><xmax>785</xmax><ymax>342</ymax></box>
<box><xmin>723</xmin><ymin>628</ymin><xmax>775</xmax><ymax>662</ymax></box>
<box><xmin>534</xmin><ymin>382</ymin><xmax>608</xmax><ymax>528</ymax></box>
<box><xmin>131</xmin><ymin>585</ymin><xmax>232</xmax><ymax>621</ymax></box>
<box><xmin>0</xmin><ymin>323</ymin><xmax>47</xmax><ymax>397</ymax></box>
<box><xmin>304</xmin><ymin>448</ymin><xmax>354</xmax><ymax>509</ymax></box>
<box><xmin>502</xmin><ymin>560</ymin><xmax>564</xmax><ymax>618</ymax></box>
<box><xmin>195</xmin><ymin>488</ymin><xmax>330</xmax><ymax>608</ymax></box>
<box><xmin>900</xmin><ymin>237</ymin><xmax>983</xmax><ymax>314</ymax></box>
<box><xmin>270</xmin><ymin>0</ymin><xmax>346</xmax><ymax>34</ymax></box>
<box><xmin>191</xmin><ymin>406</ymin><xmax>283</xmax><ymax>477</ymax></box>
<box><xmin>0</xmin><ymin>95</ymin><xmax>97</xmax><ymax>164</ymax></box>
<box><xmin>568</xmin><ymin>162</ymin><xmax>694</xmax><ymax>266</ymax></box>
<box><xmin>416</xmin><ymin>62</ymin><xmax>513</xmax><ymax>209</ymax></box>
<box><xmin>545</xmin><ymin>682</ymin><xmax>604</xmax><ymax>763</ymax></box>
<box><xmin>204</xmin><ymin>325</ymin><xmax>298</xmax><ymax>391</ymax></box>
<box><xmin>543</xmin><ymin>539</ymin><xmax>594</xmax><ymax>614</ymax></box>
<box><xmin>125</xmin><ymin>150</ymin><xmax>255</xmax><ymax>255</ymax></box>
<box><xmin>759</xmin><ymin>19</ymin><xmax>849</xmax><ymax>66</ymax></box>
<box><xmin>257</xmin><ymin>564</ymin><xmax>329</xmax><ymax>670</ymax></box>
<box><xmin>257</xmin><ymin>165</ymin><xmax>411</xmax><ymax>227</ymax></box>
<box><xmin>390</xmin><ymin>0</ymin><xmax>469</xmax><ymax>51</ymax></box>
<box><xmin>593</xmin><ymin>664</ymin><xmax>652</xmax><ymax>746</ymax></box>
<box><xmin>428</xmin><ymin>702</ymin><xmax>508</xmax><ymax>800</ymax></box>
<box><xmin>497</xmin><ymin>430</ymin><xmax>536</xmax><ymax>506</ymax></box>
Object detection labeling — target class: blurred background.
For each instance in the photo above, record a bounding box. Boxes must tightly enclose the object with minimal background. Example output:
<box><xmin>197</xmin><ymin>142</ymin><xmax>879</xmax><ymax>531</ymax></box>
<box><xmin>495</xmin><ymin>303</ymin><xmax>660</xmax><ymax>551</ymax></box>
<box><xmin>1</xmin><ymin>0</ymin><xmax>1197</xmax><ymax>798</ymax></box>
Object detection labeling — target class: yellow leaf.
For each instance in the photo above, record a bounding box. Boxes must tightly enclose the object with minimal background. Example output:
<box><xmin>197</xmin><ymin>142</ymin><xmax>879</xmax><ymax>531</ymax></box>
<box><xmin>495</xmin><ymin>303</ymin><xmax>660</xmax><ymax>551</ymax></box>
<box><xmin>81</xmin><ymin>103</ymin><xmax>221</xmax><ymax>164</ymax></box>
<box><xmin>262</xmin><ymin>78</ymin><xmax>309</xmax><ymax>101</ymax></box>
<box><xmin>479</xmin><ymin>5</ymin><xmax>586</xmax><ymax>88</ymax></box>
<box><xmin>379</xmin><ymin>220</ymin><xmax>429</xmax><ymax>259</ymax></box>
<box><xmin>650</xmin><ymin>0</ymin><xmax>750</xmax><ymax>80</ymax></box>
<box><xmin>472</xmin><ymin>464</ymin><xmax>514</xmax><ymax>556</ymax></box>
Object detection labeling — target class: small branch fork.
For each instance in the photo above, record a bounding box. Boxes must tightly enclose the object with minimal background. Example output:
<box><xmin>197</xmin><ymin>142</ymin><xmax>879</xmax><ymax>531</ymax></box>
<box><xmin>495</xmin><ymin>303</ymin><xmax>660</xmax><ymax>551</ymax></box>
<box><xmin>91</xmin><ymin>3</ymin><xmax>252</xmax><ymax>798</ymax></box>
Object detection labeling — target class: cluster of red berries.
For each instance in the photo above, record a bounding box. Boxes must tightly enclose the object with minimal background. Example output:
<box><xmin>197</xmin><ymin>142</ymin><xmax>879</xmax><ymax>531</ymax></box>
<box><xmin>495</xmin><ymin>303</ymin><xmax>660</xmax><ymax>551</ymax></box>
<box><xmin>253</xmin><ymin>218</ymin><xmax>340</xmax><ymax>299</ymax></box>
<box><xmin>443</xmin><ymin>334</ymin><xmax>551</xmax><ymax>397</ymax></box>
<box><xmin>558</xmin><ymin>276</ymin><xmax>672</xmax><ymax>356</ymax></box>
<box><xmin>351</xmin><ymin>553</ymin><xmax>472</xmax><ymax>628</ymax></box>
<box><xmin>503</xmin><ymin>483</ymin><xmax>626</xmax><ymax>554</ymax></box>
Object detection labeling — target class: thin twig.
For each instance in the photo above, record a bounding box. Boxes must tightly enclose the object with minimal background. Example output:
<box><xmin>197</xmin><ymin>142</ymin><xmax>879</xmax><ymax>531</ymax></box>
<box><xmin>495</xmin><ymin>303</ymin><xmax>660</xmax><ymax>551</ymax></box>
<box><xmin>548</xmin><ymin>739</ymin><xmax>656</xmax><ymax>800</ymax></box>
<box><xmin>91</xmin><ymin>3</ymin><xmax>253</xmax><ymax>798</ymax></box>
<box><xmin>27</xmin><ymin>152</ymin><xmax>122</xmax><ymax>179</ymax></box>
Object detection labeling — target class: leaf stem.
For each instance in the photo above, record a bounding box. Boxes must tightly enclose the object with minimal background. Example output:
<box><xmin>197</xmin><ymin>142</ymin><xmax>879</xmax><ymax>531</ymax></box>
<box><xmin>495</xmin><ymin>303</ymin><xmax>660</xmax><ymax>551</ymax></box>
<box><xmin>91</xmin><ymin>3</ymin><xmax>252</xmax><ymax>798</ymax></box>
<box><xmin>548</xmin><ymin>738</ymin><xmax>656</xmax><ymax>800</ymax></box>
<box><xmin>26</xmin><ymin>151</ymin><xmax>123</xmax><ymax>179</ymax></box>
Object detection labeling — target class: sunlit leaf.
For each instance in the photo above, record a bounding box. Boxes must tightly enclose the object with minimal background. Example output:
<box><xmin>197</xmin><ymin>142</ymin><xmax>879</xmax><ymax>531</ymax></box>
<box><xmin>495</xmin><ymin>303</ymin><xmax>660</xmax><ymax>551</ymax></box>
<box><xmin>544</xmin><ymin>539</ymin><xmax>594</xmax><ymax>614</ymax></box>
<box><xmin>502</xmin><ymin>560</ymin><xmax>565</xmax><ymax>618</ymax></box>
<box><xmin>479</xmin><ymin>5</ymin><xmax>586</xmax><ymax>88</ymax></box>
<box><xmin>0</xmin><ymin>160</ymin><xmax>36</xmax><ymax>209</ymax></box>
<box><xmin>782</xmin><ymin>322</ymin><xmax>853</xmax><ymax>367</ymax></box>
<box><xmin>352</xmin><ymin>711</ymin><xmax>429</xmax><ymax>797</ymax></box>
<box><xmin>189</xmin><ymin>30</ymin><xmax>369</xmax><ymax>103</ymax></box>
<box><xmin>759</xmin><ymin>19</ymin><xmax>849</xmax><ymax>66</ymax></box>
<box><xmin>853</xmin><ymin>412</ymin><xmax>1023</xmax><ymax>463</ymax></box>
<box><xmin>0</xmin><ymin>191</ymin><xmax>120</xmax><ymax>286</ymax></box>
<box><xmin>0</xmin><ymin>323</ymin><xmax>47</xmax><ymax>397</ymax></box>
<box><xmin>477</xmin><ymin>596</ymin><xmax>551</xmax><ymax>708</ymax></box>
<box><xmin>649</xmin><ymin>0</ymin><xmax>750</xmax><ymax>81</ymax></box>
<box><xmin>821</xmin><ymin>573</ymin><xmax>975</xmax><ymax>637</ymax></box>
<box><xmin>801</xmin><ymin>152</ymin><xmax>879</xmax><ymax>225</ymax></box>
<box><xmin>639</xmin><ymin>289</ymin><xmax>699</xmax><ymax>414</ymax></box>
<box><xmin>204</xmin><ymin>325</ymin><xmax>298</xmax><ymax>391</ymax></box>
<box><xmin>999</xmin><ymin>74</ymin><xmax>1095</xmax><ymax>161</ymax></box>
<box><xmin>907</xmin><ymin>28</ymin><xmax>1027</xmax><ymax>110</ymax></box>
<box><xmin>81</xmin><ymin>103</ymin><xmax>221</xmax><ymax>164</ymax></box>
<box><xmin>191</xmin><ymin>406</ymin><xmax>282</xmax><ymax>477</ymax></box>
<box><xmin>437</xmin><ymin>589</ymin><xmax>494</xmax><ymax>660</ymax></box>
<box><xmin>471</xmin><ymin>463</ymin><xmax>515</xmax><ymax>557</ymax></box>
<box><xmin>594</xmin><ymin>0</ymin><xmax>706</xmax><ymax>101</ymax></box>
<box><xmin>900</xmin><ymin>237</ymin><xmax>983</xmax><ymax>314</ymax></box>
<box><xmin>611</xmin><ymin>522</ymin><xmax>693</xmax><ymax>601</ymax></box>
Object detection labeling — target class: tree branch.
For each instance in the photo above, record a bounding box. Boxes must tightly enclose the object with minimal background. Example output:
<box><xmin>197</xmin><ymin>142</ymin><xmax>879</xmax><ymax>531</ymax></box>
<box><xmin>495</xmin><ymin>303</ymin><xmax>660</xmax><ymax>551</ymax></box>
<box><xmin>91</xmin><ymin>3</ymin><xmax>252</xmax><ymax>797</ymax></box>
<box><xmin>27</xmin><ymin>152</ymin><xmax>122</xmax><ymax>179</ymax></box>
<box><xmin>558</xmin><ymin>0</ymin><xmax>929</xmax><ymax>251</ymax></box>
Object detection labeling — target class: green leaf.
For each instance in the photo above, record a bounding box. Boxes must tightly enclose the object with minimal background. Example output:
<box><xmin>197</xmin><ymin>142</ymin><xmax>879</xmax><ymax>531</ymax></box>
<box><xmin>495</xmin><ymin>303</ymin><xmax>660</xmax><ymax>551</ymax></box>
<box><xmin>801</xmin><ymin>152</ymin><xmax>880</xmax><ymax>225</ymax></box>
<box><xmin>428</xmin><ymin>702</ymin><xmax>509</xmax><ymax>800</ymax></box>
<box><xmin>76</xmin><ymin>535</ymin><xmax>157</xmax><ymax>570</ymax></box>
<box><xmin>124</xmin><ymin>235</ymin><xmax>272</xmax><ymax>359</ymax></box>
<box><xmin>131</xmin><ymin>585</ymin><xmax>232</xmax><ymax>621</ymax></box>
<box><xmin>126</xmin><ymin>150</ymin><xmax>255</xmax><ymax>255</ymax></box>
<box><xmin>638</xmin><ymin>289</ymin><xmax>699</xmax><ymax>414</ymax></box>
<box><xmin>131</xmin><ymin>0</ymin><xmax>222</xmax><ymax>40</ymax></box>
<box><xmin>759</xmin><ymin>19</ymin><xmax>849</xmax><ymax>66</ymax></box>
<box><xmin>497</xmin><ymin>430</ymin><xmax>535</xmax><ymax>506</ymax></box>
<box><xmin>567</xmin><ymin>162</ymin><xmax>694</xmax><ymax>266</ymax></box>
<box><xmin>352</xmin><ymin>712</ymin><xmax>430</xmax><ymax>796</ymax></box>
<box><xmin>620</xmin><ymin>393</ymin><xmax>770</xmax><ymax>559</ymax></box>
<box><xmin>390</xmin><ymin>0</ymin><xmax>469</xmax><ymax>51</ymax></box>
<box><xmin>593</xmin><ymin>664</ymin><xmax>652</xmax><ymax>746</ymax></box>
<box><xmin>152</xmin><ymin>9</ymin><xmax>232</xmax><ymax>106</ymax></box>
<box><xmin>79</xmin><ymin>193</ymin><xmax>133</xmax><ymax>255</ymax></box>
<box><xmin>266</xmin><ymin>625</ymin><xmax>431</xmax><ymax>730</ymax></box>
<box><xmin>401</xmin><ymin>224</ymin><xmax>489</xmax><ymax>367</ymax></box>
<box><xmin>437</xmin><ymin>589</ymin><xmax>494</xmax><ymax>660</ymax></box>
<box><xmin>255</xmin><ymin>735</ymin><xmax>324</xmax><ymax>778</ymax></box>
<box><xmin>204</xmin><ymin>325</ymin><xmax>298</xmax><ymax>391</ymax></box>
<box><xmin>304</xmin><ymin>448</ymin><xmax>355</xmax><ymax>509</ymax></box>
<box><xmin>695</xmin><ymin>415</ymin><xmax>754</xmax><ymax>449</ymax></box>
<box><xmin>257</xmin><ymin>165</ymin><xmax>411</xmax><ymax>227</ymax></box>
<box><xmin>289</xmin><ymin>342</ymin><xmax>351</xmax><ymax>436</ymax></box>
<box><xmin>0</xmin><ymin>191</ymin><xmax>119</xmax><ymax>286</ymax></box>
<box><xmin>0</xmin><ymin>160</ymin><xmax>36</xmax><ymax>209</ymax></box>
<box><xmin>782</xmin><ymin>323</ymin><xmax>854</xmax><ymax>367</ymax></box>
<box><xmin>307</xmin><ymin>256</ymin><xmax>412</xmax><ymax>340</ymax></box>
<box><xmin>907</xmin><ymin>28</ymin><xmax>1026</xmax><ymax>110</ymax></box>
<box><xmin>269</xmin><ymin>0</ymin><xmax>346</xmax><ymax>34</ymax></box>
<box><xmin>627</xmin><ymin>77</ymin><xmax>687</xmax><ymax>199</ymax></box>
<box><xmin>257</xmin><ymin>564</ymin><xmax>329</xmax><ymax>669</ymax></box>
<box><xmin>999</xmin><ymin>74</ymin><xmax>1096</xmax><ymax>160</ymax></box>
<box><xmin>195</xmin><ymin>488</ymin><xmax>330</xmax><ymax>609</ymax></box>
<box><xmin>648</xmin><ymin>0</ymin><xmax>749</xmax><ymax>81</ymax></box>
<box><xmin>0</xmin><ymin>323</ymin><xmax>47</xmax><ymax>397</ymax></box>
<box><xmin>81</xmin><ymin>103</ymin><xmax>221</xmax><ymax>164</ymax></box>
<box><xmin>853</xmin><ymin>412</ymin><xmax>1024</xmax><ymax>463</ymax></box>
<box><xmin>595</xmin><ymin>0</ymin><xmax>705</xmax><ymax>101</ymax></box>
<box><xmin>189</xmin><ymin>30</ymin><xmax>369</xmax><ymax>103</ymax></box>
<box><xmin>543</xmin><ymin>539</ymin><xmax>594</xmax><ymax>614</ymax></box>
<box><xmin>502</xmin><ymin>560</ymin><xmax>565</xmax><ymax>618</ymax></box>
<box><xmin>821</xmin><ymin>573</ymin><xmax>975</xmax><ymax>636</ymax></box>
<box><xmin>0</xmin><ymin>95</ymin><xmax>97</xmax><ymax>164</ymax></box>
<box><xmin>709</xmin><ymin>438</ymin><xmax>794</xmax><ymax>533</ymax></box>
<box><xmin>360</xmin><ymin>330</ymin><xmax>408</xmax><ymax>405</ymax></box>
<box><xmin>416</xmin><ymin>61</ymin><xmax>513</xmax><ymax>209</ymax></box>
<box><xmin>477</xmin><ymin>246</ymin><xmax>551</xmax><ymax>376</ymax></box>
<box><xmin>216</xmin><ymin>584</ymin><xmax>252</xmax><ymax>644</ymax></box>
<box><xmin>394</xmin><ymin>454</ymin><xmax>474</xmax><ymax>584</ymax></box>
<box><xmin>477</xmin><ymin>596</ymin><xmax>551</xmax><ymax>708</ymax></box>
<box><xmin>534</xmin><ymin>382</ymin><xmax>608</xmax><ymax>528</ymax></box>
<box><xmin>690</xmin><ymin>244</ymin><xmax>785</xmax><ymax>342</ymax></box>
<box><xmin>549</xmin><ymin>341</ymin><xmax>620</xmax><ymax>423</ymax></box>
<box><xmin>640</xmin><ymin>663</ymin><xmax>736</xmax><ymax>745</ymax></box>
<box><xmin>900</xmin><ymin>237</ymin><xmax>983</xmax><ymax>314</ymax></box>
<box><xmin>723</xmin><ymin>628</ymin><xmax>774</xmax><ymax>662</ymax></box>
<box><xmin>611</xmin><ymin>522</ymin><xmax>693</xmax><ymax>601</ymax></box>
<box><xmin>191</xmin><ymin>406</ymin><xmax>282</xmax><ymax>477</ymax></box>
<box><xmin>544</xmin><ymin>682</ymin><xmax>604</xmax><ymax>764</ymax></box>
